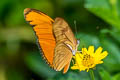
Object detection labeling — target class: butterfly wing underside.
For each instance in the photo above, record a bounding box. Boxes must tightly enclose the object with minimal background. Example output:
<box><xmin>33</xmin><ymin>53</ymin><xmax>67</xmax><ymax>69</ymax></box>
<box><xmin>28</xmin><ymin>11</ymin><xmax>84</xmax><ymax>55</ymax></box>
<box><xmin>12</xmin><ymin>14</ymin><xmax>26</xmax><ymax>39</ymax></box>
<box><xmin>24</xmin><ymin>8</ymin><xmax>56</xmax><ymax>66</ymax></box>
<box><xmin>53</xmin><ymin>43</ymin><xmax>72</xmax><ymax>73</ymax></box>
<box><xmin>53</xmin><ymin>18</ymin><xmax>77</xmax><ymax>73</ymax></box>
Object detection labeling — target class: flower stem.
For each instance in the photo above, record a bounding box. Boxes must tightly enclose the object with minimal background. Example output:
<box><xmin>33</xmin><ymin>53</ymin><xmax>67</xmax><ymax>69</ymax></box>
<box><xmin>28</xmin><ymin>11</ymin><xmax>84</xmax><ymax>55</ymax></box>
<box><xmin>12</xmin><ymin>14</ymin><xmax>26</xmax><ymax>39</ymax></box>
<box><xmin>89</xmin><ymin>69</ymin><xmax>95</xmax><ymax>80</ymax></box>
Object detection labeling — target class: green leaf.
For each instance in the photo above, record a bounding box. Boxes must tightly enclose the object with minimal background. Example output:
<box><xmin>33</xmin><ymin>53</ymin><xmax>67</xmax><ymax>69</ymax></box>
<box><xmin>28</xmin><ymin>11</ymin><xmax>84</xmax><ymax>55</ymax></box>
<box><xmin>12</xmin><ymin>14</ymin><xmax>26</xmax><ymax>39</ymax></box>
<box><xmin>99</xmin><ymin>68</ymin><xmax>112</xmax><ymax>80</ymax></box>
<box><xmin>24</xmin><ymin>52</ymin><xmax>57</xmax><ymax>78</ymax></box>
<box><xmin>85</xmin><ymin>0</ymin><xmax>120</xmax><ymax>30</ymax></box>
<box><xmin>100</xmin><ymin>37</ymin><xmax>120</xmax><ymax>72</ymax></box>
<box><xmin>112</xmin><ymin>73</ymin><xmax>120</xmax><ymax>80</ymax></box>
<box><xmin>6</xmin><ymin>68</ymin><xmax>26</xmax><ymax>80</ymax></box>
<box><xmin>109</xmin><ymin>28</ymin><xmax>120</xmax><ymax>43</ymax></box>
<box><xmin>100</xmin><ymin>28</ymin><xmax>120</xmax><ymax>43</ymax></box>
<box><xmin>77</xmin><ymin>33</ymin><xmax>101</xmax><ymax>50</ymax></box>
<box><xmin>47</xmin><ymin>71</ymin><xmax>89</xmax><ymax>80</ymax></box>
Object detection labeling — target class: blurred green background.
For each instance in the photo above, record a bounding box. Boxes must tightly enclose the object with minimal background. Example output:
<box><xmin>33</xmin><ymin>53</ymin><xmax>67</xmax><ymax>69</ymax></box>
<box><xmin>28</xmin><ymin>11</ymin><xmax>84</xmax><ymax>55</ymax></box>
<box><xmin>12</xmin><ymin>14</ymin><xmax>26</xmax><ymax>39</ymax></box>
<box><xmin>0</xmin><ymin>0</ymin><xmax>120</xmax><ymax>80</ymax></box>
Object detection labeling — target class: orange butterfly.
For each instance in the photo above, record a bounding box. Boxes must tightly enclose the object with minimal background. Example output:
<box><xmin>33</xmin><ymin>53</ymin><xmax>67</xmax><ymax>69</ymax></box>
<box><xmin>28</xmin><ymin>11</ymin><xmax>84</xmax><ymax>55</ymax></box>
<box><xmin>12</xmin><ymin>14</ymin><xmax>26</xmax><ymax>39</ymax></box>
<box><xmin>24</xmin><ymin>8</ymin><xmax>79</xmax><ymax>73</ymax></box>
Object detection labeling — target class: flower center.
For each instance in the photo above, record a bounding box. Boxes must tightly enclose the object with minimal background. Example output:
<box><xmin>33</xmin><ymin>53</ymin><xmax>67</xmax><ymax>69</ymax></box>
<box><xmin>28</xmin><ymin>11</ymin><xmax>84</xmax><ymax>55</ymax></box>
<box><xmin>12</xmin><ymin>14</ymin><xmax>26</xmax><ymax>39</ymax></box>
<box><xmin>82</xmin><ymin>54</ymin><xmax>94</xmax><ymax>67</ymax></box>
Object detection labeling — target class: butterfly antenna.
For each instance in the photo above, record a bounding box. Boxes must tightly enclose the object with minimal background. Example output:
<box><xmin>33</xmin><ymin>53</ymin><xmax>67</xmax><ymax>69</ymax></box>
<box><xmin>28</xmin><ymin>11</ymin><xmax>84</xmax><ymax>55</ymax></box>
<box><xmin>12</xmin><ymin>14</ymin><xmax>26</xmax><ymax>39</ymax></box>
<box><xmin>74</xmin><ymin>20</ymin><xmax>78</xmax><ymax>38</ymax></box>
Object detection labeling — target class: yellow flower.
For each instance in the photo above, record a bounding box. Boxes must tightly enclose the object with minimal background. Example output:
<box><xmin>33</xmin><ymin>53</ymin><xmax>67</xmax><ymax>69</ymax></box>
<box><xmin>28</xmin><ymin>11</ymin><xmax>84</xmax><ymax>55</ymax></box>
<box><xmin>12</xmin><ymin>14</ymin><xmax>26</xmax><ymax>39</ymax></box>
<box><xmin>71</xmin><ymin>46</ymin><xmax>108</xmax><ymax>72</ymax></box>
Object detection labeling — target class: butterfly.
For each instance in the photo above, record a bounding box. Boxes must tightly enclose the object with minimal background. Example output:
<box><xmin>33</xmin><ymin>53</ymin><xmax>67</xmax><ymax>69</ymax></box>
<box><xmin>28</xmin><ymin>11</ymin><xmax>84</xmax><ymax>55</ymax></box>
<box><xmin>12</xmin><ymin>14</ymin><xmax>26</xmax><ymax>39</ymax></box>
<box><xmin>24</xmin><ymin>8</ymin><xmax>79</xmax><ymax>73</ymax></box>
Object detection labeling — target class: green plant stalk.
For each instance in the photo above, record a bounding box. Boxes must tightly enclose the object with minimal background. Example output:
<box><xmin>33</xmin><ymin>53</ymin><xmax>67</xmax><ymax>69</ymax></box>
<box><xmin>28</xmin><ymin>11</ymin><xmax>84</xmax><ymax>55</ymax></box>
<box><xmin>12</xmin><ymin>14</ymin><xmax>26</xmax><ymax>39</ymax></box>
<box><xmin>89</xmin><ymin>69</ymin><xmax>95</xmax><ymax>80</ymax></box>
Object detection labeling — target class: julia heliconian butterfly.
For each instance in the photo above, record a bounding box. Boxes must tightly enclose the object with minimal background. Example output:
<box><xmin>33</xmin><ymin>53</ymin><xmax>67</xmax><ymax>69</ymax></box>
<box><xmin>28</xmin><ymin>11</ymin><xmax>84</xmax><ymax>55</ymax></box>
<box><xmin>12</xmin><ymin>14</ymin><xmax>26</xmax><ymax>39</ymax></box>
<box><xmin>24</xmin><ymin>8</ymin><xmax>79</xmax><ymax>73</ymax></box>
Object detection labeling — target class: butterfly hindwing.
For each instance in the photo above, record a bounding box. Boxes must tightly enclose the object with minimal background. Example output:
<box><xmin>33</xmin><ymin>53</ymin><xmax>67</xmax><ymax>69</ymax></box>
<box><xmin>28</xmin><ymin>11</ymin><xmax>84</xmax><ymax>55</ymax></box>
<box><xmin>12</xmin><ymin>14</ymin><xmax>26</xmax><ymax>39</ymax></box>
<box><xmin>53</xmin><ymin>43</ymin><xmax>72</xmax><ymax>72</ymax></box>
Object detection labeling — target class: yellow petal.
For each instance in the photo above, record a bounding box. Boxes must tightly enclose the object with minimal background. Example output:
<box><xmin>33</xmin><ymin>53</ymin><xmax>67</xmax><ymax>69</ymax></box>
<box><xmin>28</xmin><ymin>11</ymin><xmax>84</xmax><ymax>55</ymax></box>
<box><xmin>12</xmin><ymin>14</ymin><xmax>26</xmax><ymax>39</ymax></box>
<box><xmin>95</xmin><ymin>47</ymin><xmax>103</xmax><ymax>56</ymax></box>
<box><xmin>75</xmin><ymin>51</ymin><xmax>83</xmax><ymax>58</ymax></box>
<box><xmin>79</xmin><ymin>66</ymin><xmax>86</xmax><ymax>71</ymax></box>
<box><xmin>71</xmin><ymin>65</ymin><xmax>79</xmax><ymax>70</ymax></box>
<box><xmin>75</xmin><ymin>53</ymin><xmax>82</xmax><ymax>61</ymax></box>
<box><xmin>87</xmin><ymin>68</ymin><xmax>89</xmax><ymax>72</ymax></box>
<box><xmin>78</xmin><ymin>53</ymin><xmax>83</xmax><ymax>59</ymax></box>
<box><xmin>99</xmin><ymin>51</ymin><xmax>108</xmax><ymax>60</ymax></box>
<box><xmin>99</xmin><ymin>61</ymin><xmax>103</xmax><ymax>64</ymax></box>
<box><xmin>82</xmin><ymin>48</ymin><xmax>88</xmax><ymax>54</ymax></box>
<box><xmin>75</xmin><ymin>54</ymin><xmax>82</xmax><ymax>65</ymax></box>
<box><xmin>88</xmin><ymin>46</ymin><xmax>94</xmax><ymax>55</ymax></box>
<box><xmin>76</xmin><ymin>51</ymin><xmax>81</xmax><ymax>54</ymax></box>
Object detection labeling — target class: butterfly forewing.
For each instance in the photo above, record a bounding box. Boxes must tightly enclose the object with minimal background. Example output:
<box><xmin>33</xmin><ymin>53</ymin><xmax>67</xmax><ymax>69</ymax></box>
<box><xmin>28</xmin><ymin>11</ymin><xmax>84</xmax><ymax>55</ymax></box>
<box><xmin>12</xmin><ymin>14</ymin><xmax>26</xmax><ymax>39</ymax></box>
<box><xmin>24</xmin><ymin>8</ymin><xmax>56</xmax><ymax>66</ymax></box>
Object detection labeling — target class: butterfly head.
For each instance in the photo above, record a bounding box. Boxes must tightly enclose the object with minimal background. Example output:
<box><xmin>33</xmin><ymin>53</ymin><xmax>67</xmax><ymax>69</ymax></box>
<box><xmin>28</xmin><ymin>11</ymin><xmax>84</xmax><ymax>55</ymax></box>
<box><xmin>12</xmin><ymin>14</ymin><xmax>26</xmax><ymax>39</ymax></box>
<box><xmin>73</xmin><ymin>40</ymin><xmax>80</xmax><ymax>55</ymax></box>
